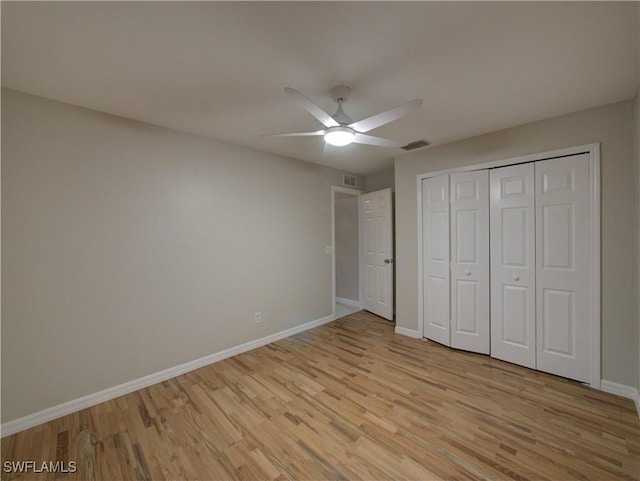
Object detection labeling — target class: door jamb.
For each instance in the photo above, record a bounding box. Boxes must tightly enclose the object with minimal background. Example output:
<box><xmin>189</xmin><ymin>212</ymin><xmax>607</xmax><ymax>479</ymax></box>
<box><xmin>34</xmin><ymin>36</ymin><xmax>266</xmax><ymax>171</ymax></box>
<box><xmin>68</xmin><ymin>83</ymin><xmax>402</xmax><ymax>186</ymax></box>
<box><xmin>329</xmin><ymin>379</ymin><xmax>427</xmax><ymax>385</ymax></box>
<box><xmin>416</xmin><ymin>143</ymin><xmax>601</xmax><ymax>388</ymax></box>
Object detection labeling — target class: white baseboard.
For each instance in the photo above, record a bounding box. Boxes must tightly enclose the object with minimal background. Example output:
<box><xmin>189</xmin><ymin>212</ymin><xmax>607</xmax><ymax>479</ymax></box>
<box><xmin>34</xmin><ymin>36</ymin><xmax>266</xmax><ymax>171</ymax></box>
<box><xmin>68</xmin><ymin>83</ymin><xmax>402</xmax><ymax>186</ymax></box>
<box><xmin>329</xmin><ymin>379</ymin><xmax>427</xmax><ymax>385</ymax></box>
<box><xmin>394</xmin><ymin>326</ymin><xmax>420</xmax><ymax>339</ymax></box>
<box><xmin>601</xmin><ymin>379</ymin><xmax>640</xmax><ymax>416</ymax></box>
<box><xmin>1</xmin><ymin>314</ymin><xmax>334</xmax><ymax>438</ymax></box>
<box><xmin>335</xmin><ymin>297</ymin><xmax>361</xmax><ymax>309</ymax></box>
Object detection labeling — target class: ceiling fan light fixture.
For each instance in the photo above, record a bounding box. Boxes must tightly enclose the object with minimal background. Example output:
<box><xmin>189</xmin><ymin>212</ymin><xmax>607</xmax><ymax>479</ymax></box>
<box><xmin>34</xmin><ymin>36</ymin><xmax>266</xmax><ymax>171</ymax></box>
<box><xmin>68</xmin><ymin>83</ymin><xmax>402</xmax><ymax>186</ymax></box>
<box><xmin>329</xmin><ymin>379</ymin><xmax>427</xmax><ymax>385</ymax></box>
<box><xmin>324</xmin><ymin>126</ymin><xmax>355</xmax><ymax>146</ymax></box>
<box><xmin>272</xmin><ymin>87</ymin><xmax>423</xmax><ymax>150</ymax></box>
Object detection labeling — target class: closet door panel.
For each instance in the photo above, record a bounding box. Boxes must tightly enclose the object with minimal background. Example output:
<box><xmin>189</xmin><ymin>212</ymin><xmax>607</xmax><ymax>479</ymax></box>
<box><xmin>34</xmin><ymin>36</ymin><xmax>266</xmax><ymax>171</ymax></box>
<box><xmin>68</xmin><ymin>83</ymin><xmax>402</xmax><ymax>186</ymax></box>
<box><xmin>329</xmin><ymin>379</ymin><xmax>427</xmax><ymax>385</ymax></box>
<box><xmin>535</xmin><ymin>154</ymin><xmax>591</xmax><ymax>382</ymax></box>
<box><xmin>490</xmin><ymin>164</ymin><xmax>536</xmax><ymax>368</ymax></box>
<box><xmin>450</xmin><ymin>171</ymin><xmax>490</xmax><ymax>354</ymax></box>
<box><xmin>422</xmin><ymin>175</ymin><xmax>451</xmax><ymax>346</ymax></box>
<box><xmin>502</xmin><ymin>285</ymin><xmax>529</xmax><ymax>345</ymax></box>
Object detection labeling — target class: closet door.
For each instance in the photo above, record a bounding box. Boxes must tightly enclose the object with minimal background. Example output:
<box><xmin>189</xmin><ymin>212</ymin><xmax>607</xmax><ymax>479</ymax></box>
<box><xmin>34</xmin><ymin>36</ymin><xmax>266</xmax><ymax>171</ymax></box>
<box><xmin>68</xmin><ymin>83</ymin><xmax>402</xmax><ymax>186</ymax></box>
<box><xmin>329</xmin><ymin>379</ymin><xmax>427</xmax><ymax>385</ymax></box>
<box><xmin>422</xmin><ymin>175</ymin><xmax>450</xmax><ymax>346</ymax></box>
<box><xmin>490</xmin><ymin>164</ymin><xmax>536</xmax><ymax>368</ymax></box>
<box><xmin>535</xmin><ymin>154</ymin><xmax>591</xmax><ymax>382</ymax></box>
<box><xmin>450</xmin><ymin>171</ymin><xmax>490</xmax><ymax>354</ymax></box>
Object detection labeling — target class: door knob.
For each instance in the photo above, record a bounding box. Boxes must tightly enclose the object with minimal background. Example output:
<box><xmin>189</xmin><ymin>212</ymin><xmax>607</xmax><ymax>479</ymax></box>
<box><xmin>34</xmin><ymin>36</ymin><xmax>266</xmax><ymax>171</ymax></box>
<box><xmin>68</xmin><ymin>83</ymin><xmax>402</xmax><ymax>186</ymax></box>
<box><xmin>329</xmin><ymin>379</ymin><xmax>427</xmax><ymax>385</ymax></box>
<box><xmin>513</xmin><ymin>275</ymin><xmax>520</xmax><ymax>281</ymax></box>
<box><xmin>464</xmin><ymin>270</ymin><xmax>471</xmax><ymax>276</ymax></box>
<box><xmin>384</xmin><ymin>258</ymin><xmax>393</xmax><ymax>264</ymax></box>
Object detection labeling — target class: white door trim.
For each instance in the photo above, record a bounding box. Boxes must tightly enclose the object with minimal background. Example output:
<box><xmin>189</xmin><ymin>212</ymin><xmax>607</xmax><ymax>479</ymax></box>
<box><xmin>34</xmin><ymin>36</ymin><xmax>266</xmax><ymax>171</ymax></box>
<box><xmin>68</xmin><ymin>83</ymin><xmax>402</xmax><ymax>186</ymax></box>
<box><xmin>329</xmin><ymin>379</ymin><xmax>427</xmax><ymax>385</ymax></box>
<box><xmin>416</xmin><ymin>143</ymin><xmax>601</xmax><ymax>388</ymax></box>
<box><xmin>589</xmin><ymin>150</ymin><xmax>601</xmax><ymax>389</ymax></box>
<box><xmin>331</xmin><ymin>186</ymin><xmax>364</xmax><ymax>320</ymax></box>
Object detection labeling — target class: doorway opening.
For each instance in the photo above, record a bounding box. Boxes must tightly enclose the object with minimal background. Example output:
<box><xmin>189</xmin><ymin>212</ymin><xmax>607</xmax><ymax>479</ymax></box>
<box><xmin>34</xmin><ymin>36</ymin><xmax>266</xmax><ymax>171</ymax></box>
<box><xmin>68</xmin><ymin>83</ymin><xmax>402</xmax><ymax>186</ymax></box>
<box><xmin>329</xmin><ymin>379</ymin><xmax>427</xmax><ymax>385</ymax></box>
<box><xmin>332</xmin><ymin>186</ymin><xmax>363</xmax><ymax>319</ymax></box>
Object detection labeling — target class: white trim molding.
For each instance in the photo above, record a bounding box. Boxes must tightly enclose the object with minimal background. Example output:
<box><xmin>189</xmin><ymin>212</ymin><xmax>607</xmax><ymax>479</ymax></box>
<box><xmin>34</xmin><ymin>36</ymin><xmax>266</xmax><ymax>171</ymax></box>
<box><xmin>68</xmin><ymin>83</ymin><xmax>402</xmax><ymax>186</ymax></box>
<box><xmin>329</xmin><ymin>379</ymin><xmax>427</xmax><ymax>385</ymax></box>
<box><xmin>601</xmin><ymin>380</ymin><xmax>640</xmax><ymax>417</ymax></box>
<box><xmin>1</xmin><ymin>314</ymin><xmax>335</xmax><ymax>438</ymax></box>
<box><xmin>335</xmin><ymin>297</ymin><xmax>362</xmax><ymax>308</ymax></box>
<box><xmin>395</xmin><ymin>326</ymin><xmax>420</xmax><ymax>339</ymax></box>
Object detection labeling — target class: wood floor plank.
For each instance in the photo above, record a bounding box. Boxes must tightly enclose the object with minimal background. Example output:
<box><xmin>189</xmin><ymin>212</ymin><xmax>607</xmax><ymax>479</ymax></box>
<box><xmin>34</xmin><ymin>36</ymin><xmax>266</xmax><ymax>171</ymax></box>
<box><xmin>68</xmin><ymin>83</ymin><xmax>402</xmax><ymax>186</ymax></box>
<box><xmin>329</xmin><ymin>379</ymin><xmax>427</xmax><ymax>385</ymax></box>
<box><xmin>2</xmin><ymin>310</ymin><xmax>639</xmax><ymax>480</ymax></box>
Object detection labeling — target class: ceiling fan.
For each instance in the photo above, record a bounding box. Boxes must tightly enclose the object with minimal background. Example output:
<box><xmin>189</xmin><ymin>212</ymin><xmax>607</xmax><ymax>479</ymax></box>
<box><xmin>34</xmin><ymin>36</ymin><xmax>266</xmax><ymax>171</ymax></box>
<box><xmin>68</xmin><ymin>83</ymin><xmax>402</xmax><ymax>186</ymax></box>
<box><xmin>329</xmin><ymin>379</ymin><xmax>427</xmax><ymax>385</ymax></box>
<box><xmin>265</xmin><ymin>86</ymin><xmax>422</xmax><ymax>148</ymax></box>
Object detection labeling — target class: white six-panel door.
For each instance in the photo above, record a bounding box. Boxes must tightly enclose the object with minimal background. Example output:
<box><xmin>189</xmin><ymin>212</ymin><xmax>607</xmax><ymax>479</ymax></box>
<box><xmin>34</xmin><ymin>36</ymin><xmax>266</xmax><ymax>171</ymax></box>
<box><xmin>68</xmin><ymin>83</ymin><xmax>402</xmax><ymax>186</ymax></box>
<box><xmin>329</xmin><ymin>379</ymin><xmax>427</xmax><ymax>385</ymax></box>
<box><xmin>362</xmin><ymin>188</ymin><xmax>394</xmax><ymax>320</ymax></box>
<box><xmin>490</xmin><ymin>163</ymin><xmax>536</xmax><ymax>369</ymax></box>
<box><xmin>535</xmin><ymin>154</ymin><xmax>591</xmax><ymax>382</ymax></box>
<box><xmin>422</xmin><ymin>176</ymin><xmax>451</xmax><ymax>346</ymax></box>
<box><xmin>450</xmin><ymin>171</ymin><xmax>490</xmax><ymax>354</ymax></box>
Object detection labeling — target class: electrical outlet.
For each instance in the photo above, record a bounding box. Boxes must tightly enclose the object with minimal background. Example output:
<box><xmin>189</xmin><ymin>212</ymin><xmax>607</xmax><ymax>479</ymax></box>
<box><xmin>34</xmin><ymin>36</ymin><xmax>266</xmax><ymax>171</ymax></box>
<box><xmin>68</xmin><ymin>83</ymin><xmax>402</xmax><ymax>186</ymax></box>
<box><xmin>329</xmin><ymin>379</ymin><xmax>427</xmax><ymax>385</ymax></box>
<box><xmin>254</xmin><ymin>312</ymin><xmax>262</xmax><ymax>324</ymax></box>
<box><xmin>325</xmin><ymin>246</ymin><xmax>333</xmax><ymax>255</ymax></box>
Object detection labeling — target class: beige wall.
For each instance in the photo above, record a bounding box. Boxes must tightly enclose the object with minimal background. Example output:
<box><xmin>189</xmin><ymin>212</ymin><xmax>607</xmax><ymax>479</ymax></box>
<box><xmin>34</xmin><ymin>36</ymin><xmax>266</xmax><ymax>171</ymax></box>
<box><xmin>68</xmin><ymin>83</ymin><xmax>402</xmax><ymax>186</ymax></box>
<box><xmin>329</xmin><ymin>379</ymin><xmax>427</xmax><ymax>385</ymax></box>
<box><xmin>365</xmin><ymin>166</ymin><xmax>395</xmax><ymax>192</ymax></box>
<box><xmin>1</xmin><ymin>88</ymin><xmax>363</xmax><ymax>422</ymax></box>
<box><xmin>395</xmin><ymin>100</ymin><xmax>637</xmax><ymax>386</ymax></box>
<box><xmin>335</xmin><ymin>195</ymin><xmax>359</xmax><ymax>301</ymax></box>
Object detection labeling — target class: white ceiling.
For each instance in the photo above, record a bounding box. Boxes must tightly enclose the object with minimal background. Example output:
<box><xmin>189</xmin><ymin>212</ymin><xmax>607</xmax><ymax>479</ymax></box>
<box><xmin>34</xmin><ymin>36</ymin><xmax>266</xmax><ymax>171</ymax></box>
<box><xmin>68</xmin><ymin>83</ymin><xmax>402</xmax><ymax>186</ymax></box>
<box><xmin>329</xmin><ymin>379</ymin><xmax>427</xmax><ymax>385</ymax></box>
<box><xmin>2</xmin><ymin>2</ymin><xmax>638</xmax><ymax>175</ymax></box>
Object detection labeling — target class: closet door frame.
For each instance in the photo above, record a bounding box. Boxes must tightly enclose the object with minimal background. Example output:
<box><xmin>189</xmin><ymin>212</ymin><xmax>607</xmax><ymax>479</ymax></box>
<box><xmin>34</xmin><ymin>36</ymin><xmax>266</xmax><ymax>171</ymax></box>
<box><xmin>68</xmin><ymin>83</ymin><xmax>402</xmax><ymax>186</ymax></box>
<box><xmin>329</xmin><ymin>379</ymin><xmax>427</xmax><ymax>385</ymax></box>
<box><xmin>415</xmin><ymin>143</ymin><xmax>601</xmax><ymax>388</ymax></box>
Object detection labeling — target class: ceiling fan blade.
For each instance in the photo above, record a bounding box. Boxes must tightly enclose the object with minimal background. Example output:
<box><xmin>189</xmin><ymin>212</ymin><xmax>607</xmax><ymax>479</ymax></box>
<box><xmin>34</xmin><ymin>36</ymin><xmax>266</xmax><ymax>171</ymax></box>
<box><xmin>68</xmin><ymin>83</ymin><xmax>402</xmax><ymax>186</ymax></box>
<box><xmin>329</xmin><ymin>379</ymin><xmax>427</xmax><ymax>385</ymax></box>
<box><xmin>262</xmin><ymin>130</ymin><xmax>325</xmax><ymax>137</ymax></box>
<box><xmin>284</xmin><ymin>87</ymin><xmax>340</xmax><ymax>128</ymax></box>
<box><xmin>349</xmin><ymin>98</ymin><xmax>422</xmax><ymax>133</ymax></box>
<box><xmin>353</xmin><ymin>133</ymin><xmax>404</xmax><ymax>149</ymax></box>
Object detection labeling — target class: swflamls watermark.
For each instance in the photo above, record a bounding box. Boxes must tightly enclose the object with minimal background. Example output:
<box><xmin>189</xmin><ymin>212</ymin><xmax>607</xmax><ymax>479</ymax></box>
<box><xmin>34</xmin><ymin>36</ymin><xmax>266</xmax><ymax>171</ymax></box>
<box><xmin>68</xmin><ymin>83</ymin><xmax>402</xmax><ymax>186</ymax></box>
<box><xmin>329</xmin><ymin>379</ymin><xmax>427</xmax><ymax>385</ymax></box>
<box><xmin>3</xmin><ymin>460</ymin><xmax>77</xmax><ymax>474</ymax></box>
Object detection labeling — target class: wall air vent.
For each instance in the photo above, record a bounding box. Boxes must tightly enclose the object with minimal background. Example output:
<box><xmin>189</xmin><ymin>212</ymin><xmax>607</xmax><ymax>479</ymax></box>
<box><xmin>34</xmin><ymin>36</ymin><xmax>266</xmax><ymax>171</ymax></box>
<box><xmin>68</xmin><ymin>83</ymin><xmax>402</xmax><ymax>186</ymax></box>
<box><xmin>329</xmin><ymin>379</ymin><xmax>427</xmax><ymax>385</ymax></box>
<box><xmin>401</xmin><ymin>139</ymin><xmax>430</xmax><ymax>151</ymax></box>
<box><xmin>343</xmin><ymin>175</ymin><xmax>357</xmax><ymax>187</ymax></box>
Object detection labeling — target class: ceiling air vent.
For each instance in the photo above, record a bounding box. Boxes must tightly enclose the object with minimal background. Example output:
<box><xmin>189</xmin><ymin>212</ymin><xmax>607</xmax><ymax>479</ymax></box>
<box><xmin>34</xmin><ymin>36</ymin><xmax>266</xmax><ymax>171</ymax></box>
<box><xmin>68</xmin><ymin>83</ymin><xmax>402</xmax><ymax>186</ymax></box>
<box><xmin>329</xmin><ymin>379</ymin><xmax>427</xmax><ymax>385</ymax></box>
<box><xmin>343</xmin><ymin>175</ymin><xmax>357</xmax><ymax>187</ymax></box>
<box><xmin>401</xmin><ymin>139</ymin><xmax>430</xmax><ymax>151</ymax></box>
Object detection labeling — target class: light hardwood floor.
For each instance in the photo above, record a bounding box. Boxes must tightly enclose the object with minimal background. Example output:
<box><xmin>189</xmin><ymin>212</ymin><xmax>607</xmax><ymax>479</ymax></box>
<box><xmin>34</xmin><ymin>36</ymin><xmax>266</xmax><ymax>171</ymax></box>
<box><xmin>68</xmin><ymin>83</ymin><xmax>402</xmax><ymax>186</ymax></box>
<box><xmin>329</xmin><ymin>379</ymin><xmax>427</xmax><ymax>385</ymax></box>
<box><xmin>2</xmin><ymin>310</ymin><xmax>639</xmax><ymax>480</ymax></box>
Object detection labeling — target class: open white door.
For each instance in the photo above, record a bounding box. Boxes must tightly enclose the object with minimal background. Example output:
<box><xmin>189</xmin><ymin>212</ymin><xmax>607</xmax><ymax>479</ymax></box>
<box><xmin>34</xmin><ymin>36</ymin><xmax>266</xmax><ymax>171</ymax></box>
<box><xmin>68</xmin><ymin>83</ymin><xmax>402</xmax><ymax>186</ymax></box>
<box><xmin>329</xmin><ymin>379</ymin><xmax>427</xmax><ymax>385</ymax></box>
<box><xmin>490</xmin><ymin>163</ymin><xmax>536</xmax><ymax>369</ymax></box>
<box><xmin>422</xmin><ymin>175</ymin><xmax>451</xmax><ymax>346</ymax></box>
<box><xmin>361</xmin><ymin>188</ymin><xmax>393</xmax><ymax>320</ymax></box>
<box><xmin>450</xmin><ymin>171</ymin><xmax>490</xmax><ymax>354</ymax></box>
